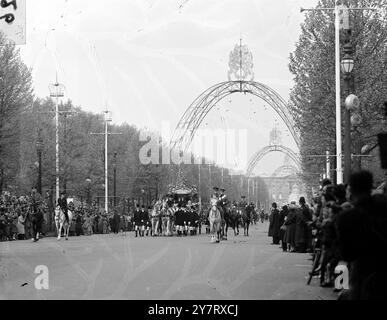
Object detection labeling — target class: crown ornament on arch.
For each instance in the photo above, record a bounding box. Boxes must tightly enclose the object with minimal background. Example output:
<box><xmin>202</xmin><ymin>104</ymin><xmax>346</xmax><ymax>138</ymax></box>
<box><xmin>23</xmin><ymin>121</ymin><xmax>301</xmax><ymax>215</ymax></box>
<box><xmin>228</xmin><ymin>38</ymin><xmax>254</xmax><ymax>82</ymax></box>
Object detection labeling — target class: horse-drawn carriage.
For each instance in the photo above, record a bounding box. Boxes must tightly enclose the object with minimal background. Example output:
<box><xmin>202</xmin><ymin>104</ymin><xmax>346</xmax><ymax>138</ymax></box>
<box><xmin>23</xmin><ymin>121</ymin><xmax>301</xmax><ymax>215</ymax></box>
<box><xmin>169</xmin><ymin>184</ymin><xmax>201</xmax><ymax>236</ymax></box>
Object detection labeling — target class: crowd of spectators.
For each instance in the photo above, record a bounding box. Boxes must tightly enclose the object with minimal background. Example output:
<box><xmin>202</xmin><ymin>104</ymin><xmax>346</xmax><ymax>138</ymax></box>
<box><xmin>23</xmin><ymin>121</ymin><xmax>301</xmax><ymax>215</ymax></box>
<box><xmin>0</xmin><ymin>190</ymin><xmax>134</xmax><ymax>241</ymax></box>
<box><xmin>268</xmin><ymin>170</ymin><xmax>387</xmax><ymax>300</ymax></box>
<box><xmin>71</xmin><ymin>206</ymin><xmax>132</xmax><ymax>237</ymax></box>
<box><xmin>0</xmin><ymin>190</ymin><xmax>46</xmax><ymax>241</ymax></box>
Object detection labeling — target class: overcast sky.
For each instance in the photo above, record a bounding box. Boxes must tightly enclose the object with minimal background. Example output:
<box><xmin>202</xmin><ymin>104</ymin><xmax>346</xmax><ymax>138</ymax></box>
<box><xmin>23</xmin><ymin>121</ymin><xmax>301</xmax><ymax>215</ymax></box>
<box><xmin>19</xmin><ymin>0</ymin><xmax>319</xmax><ymax>175</ymax></box>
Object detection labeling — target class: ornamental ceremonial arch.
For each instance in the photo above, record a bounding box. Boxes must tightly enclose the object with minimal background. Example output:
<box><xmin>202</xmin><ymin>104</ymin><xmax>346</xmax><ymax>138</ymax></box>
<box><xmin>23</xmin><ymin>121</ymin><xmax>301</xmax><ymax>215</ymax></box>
<box><xmin>246</xmin><ymin>145</ymin><xmax>301</xmax><ymax>178</ymax></box>
<box><xmin>170</xmin><ymin>40</ymin><xmax>301</xmax><ymax>174</ymax></box>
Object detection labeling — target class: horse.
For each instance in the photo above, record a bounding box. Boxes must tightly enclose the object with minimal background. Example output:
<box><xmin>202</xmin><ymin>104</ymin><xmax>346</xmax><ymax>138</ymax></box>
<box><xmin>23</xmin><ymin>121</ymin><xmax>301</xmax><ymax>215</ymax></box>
<box><xmin>225</xmin><ymin>205</ymin><xmax>240</xmax><ymax>238</ymax></box>
<box><xmin>30</xmin><ymin>208</ymin><xmax>44</xmax><ymax>242</ymax></box>
<box><xmin>241</xmin><ymin>205</ymin><xmax>253</xmax><ymax>237</ymax></box>
<box><xmin>208</xmin><ymin>199</ymin><xmax>222</xmax><ymax>243</ymax></box>
<box><xmin>151</xmin><ymin>201</ymin><xmax>162</xmax><ymax>236</ymax></box>
<box><xmin>218</xmin><ymin>205</ymin><xmax>229</xmax><ymax>240</ymax></box>
<box><xmin>163</xmin><ymin>204</ymin><xmax>175</xmax><ymax>236</ymax></box>
<box><xmin>55</xmin><ymin>207</ymin><xmax>73</xmax><ymax>241</ymax></box>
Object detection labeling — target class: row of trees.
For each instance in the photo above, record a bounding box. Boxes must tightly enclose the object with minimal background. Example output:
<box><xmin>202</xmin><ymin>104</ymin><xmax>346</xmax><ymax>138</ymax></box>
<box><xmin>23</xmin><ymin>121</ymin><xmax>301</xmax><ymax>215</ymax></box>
<box><xmin>289</xmin><ymin>0</ymin><xmax>387</xmax><ymax>194</ymax></box>
<box><xmin>0</xmin><ymin>32</ymin><xmax>270</xmax><ymax>210</ymax></box>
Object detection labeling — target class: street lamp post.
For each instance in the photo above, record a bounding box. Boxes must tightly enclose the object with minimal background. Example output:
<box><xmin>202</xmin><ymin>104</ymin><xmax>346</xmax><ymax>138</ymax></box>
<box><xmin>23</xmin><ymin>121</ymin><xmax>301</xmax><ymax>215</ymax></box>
<box><xmin>36</xmin><ymin>129</ymin><xmax>44</xmax><ymax>195</ymax></box>
<box><xmin>198</xmin><ymin>160</ymin><xmax>202</xmax><ymax>211</ymax></box>
<box><xmin>209</xmin><ymin>163</ymin><xmax>212</xmax><ymax>191</ymax></box>
<box><xmin>113</xmin><ymin>152</ymin><xmax>117</xmax><ymax>208</ymax></box>
<box><xmin>341</xmin><ymin>38</ymin><xmax>355</xmax><ymax>184</ymax></box>
<box><xmin>90</xmin><ymin>109</ymin><xmax>121</xmax><ymax>214</ymax></box>
<box><xmin>86</xmin><ymin>178</ymin><xmax>92</xmax><ymax>207</ymax></box>
<box><xmin>301</xmin><ymin>2</ymin><xmax>377</xmax><ymax>185</ymax></box>
<box><xmin>49</xmin><ymin>77</ymin><xmax>65</xmax><ymax>202</ymax></box>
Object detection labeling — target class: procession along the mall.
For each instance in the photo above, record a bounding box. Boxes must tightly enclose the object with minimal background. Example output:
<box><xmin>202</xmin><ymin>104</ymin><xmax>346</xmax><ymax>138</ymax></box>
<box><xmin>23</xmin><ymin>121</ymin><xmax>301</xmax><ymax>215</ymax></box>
<box><xmin>132</xmin><ymin>181</ymin><xmax>203</xmax><ymax>238</ymax></box>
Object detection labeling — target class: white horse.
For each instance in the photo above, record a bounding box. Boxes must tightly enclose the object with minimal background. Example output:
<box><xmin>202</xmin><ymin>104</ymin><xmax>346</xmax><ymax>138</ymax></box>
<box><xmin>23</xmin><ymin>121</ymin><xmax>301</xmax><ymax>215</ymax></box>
<box><xmin>209</xmin><ymin>198</ymin><xmax>222</xmax><ymax>243</ymax></box>
<box><xmin>55</xmin><ymin>207</ymin><xmax>73</xmax><ymax>241</ymax></box>
<box><xmin>162</xmin><ymin>204</ymin><xmax>174</xmax><ymax>237</ymax></box>
<box><xmin>151</xmin><ymin>201</ymin><xmax>162</xmax><ymax>236</ymax></box>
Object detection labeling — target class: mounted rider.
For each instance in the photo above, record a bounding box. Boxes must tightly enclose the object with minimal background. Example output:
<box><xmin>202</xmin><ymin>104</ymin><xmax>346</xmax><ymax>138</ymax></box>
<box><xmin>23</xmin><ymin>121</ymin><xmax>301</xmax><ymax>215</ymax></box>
<box><xmin>57</xmin><ymin>192</ymin><xmax>69</xmax><ymax>223</ymax></box>
<box><xmin>30</xmin><ymin>186</ymin><xmax>44</xmax><ymax>242</ymax></box>
<box><xmin>30</xmin><ymin>186</ymin><xmax>43</xmax><ymax>214</ymax></box>
<box><xmin>218</xmin><ymin>188</ymin><xmax>229</xmax><ymax>216</ymax></box>
<box><xmin>210</xmin><ymin>187</ymin><xmax>222</xmax><ymax>216</ymax></box>
<box><xmin>238</xmin><ymin>195</ymin><xmax>248</xmax><ymax>210</ymax></box>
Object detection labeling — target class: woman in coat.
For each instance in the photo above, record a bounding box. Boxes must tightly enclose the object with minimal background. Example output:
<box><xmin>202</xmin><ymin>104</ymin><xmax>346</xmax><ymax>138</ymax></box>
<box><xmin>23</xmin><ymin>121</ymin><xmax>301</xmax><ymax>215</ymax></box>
<box><xmin>283</xmin><ymin>203</ymin><xmax>297</xmax><ymax>252</ymax></box>
<box><xmin>17</xmin><ymin>213</ymin><xmax>26</xmax><ymax>240</ymax></box>
<box><xmin>279</xmin><ymin>205</ymin><xmax>288</xmax><ymax>252</ymax></box>
<box><xmin>268</xmin><ymin>203</ymin><xmax>281</xmax><ymax>244</ymax></box>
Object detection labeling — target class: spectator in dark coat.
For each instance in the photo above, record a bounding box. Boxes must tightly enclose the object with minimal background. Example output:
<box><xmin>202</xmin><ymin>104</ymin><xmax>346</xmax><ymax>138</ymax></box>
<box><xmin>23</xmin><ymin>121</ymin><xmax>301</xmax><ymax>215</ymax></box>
<box><xmin>75</xmin><ymin>213</ymin><xmax>83</xmax><ymax>236</ymax></box>
<box><xmin>295</xmin><ymin>197</ymin><xmax>312</xmax><ymax>253</ymax></box>
<box><xmin>268</xmin><ymin>203</ymin><xmax>281</xmax><ymax>245</ymax></box>
<box><xmin>112</xmin><ymin>211</ymin><xmax>120</xmax><ymax>234</ymax></box>
<box><xmin>337</xmin><ymin>171</ymin><xmax>387</xmax><ymax>300</ymax></box>
<box><xmin>284</xmin><ymin>203</ymin><xmax>297</xmax><ymax>252</ymax></box>
<box><xmin>279</xmin><ymin>205</ymin><xmax>288</xmax><ymax>252</ymax></box>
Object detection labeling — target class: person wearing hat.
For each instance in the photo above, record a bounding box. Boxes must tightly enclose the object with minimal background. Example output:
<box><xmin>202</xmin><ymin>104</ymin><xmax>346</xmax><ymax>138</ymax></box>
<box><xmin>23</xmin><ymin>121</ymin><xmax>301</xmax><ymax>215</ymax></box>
<box><xmin>238</xmin><ymin>195</ymin><xmax>247</xmax><ymax>210</ymax></box>
<box><xmin>218</xmin><ymin>188</ymin><xmax>229</xmax><ymax>226</ymax></box>
<box><xmin>57</xmin><ymin>192</ymin><xmax>69</xmax><ymax>223</ymax></box>
<box><xmin>145</xmin><ymin>206</ymin><xmax>152</xmax><ymax>237</ymax></box>
<box><xmin>268</xmin><ymin>202</ymin><xmax>281</xmax><ymax>245</ymax></box>
<box><xmin>30</xmin><ymin>186</ymin><xmax>43</xmax><ymax>216</ymax></box>
<box><xmin>133</xmin><ymin>204</ymin><xmax>141</xmax><ymax>237</ymax></box>
<box><xmin>29</xmin><ymin>187</ymin><xmax>44</xmax><ymax>242</ymax></box>
<box><xmin>219</xmin><ymin>188</ymin><xmax>229</xmax><ymax>207</ymax></box>
<box><xmin>175</xmin><ymin>202</ymin><xmax>184</xmax><ymax>236</ymax></box>
<box><xmin>211</xmin><ymin>187</ymin><xmax>220</xmax><ymax>201</ymax></box>
<box><xmin>296</xmin><ymin>197</ymin><xmax>313</xmax><ymax>253</ymax></box>
<box><xmin>283</xmin><ymin>202</ymin><xmax>297</xmax><ymax>252</ymax></box>
<box><xmin>139</xmin><ymin>205</ymin><xmax>147</xmax><ymax>237</ymax></box>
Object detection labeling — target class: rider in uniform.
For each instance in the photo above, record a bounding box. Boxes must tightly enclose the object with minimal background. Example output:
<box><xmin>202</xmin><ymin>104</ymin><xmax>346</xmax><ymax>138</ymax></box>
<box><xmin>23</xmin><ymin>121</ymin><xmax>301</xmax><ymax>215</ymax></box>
<box><xmin>219</xmin><ymin>188</ymin><xmax>229</xmax><ymax>216</ymax></box>
<box><xmin>210</xmin><ymin>187</ymin><xmax>221</xmax><ymax>214</ymax></box>
<box><xmin>57</xmin><ymin>192</ymin><xmax>69</xmax><ymax>223</ymax></box>
<box><xmin>239</xmin><ymin>195</ymin><xmax>248</xmax><ymax>210</ymax></box>
<box><xmin>211</xmin><ymin>187</ymin><xmax>220</xmax><ymax>202</ymax></box>
<box><xmin>30</xmin><ymin>186</ymin><xmax>44</xmax><ymax>242</ymax></box>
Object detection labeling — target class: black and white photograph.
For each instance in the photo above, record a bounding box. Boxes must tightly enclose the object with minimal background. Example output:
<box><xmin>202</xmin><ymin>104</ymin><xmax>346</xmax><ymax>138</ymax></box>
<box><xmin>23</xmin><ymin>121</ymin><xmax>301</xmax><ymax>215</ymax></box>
<box><xmin>1</xmin><ymin>0</ymin><xmax>387</xmax><ymax>306</ymax></box>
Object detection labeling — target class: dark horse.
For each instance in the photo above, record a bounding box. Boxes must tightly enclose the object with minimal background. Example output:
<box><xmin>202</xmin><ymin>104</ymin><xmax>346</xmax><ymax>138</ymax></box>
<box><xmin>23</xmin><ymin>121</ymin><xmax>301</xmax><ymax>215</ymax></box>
<box><xmin>224</xmin><ymin>205</ymin><xmax>240</xmax><ymax>238</ymax></box>
<box><xmin>241</xmin><ymin>204</ymin><xmax>254</xmax><ymax>237</ymax></box>
<box><xmin>218</xmin><ymin>205</ymin><xmax>228</xmax><ymax>240</ymax></box>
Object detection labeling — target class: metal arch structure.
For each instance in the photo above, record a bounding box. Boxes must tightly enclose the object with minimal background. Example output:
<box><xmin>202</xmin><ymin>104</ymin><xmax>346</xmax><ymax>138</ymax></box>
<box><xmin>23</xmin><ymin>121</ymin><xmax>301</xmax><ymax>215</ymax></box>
<box><xmin>246</xmin><ymin>145</ymin><xmax>301</xmax><ymax>177</ymax></box>
<box><xmin>271</xmin><ymin>165</ymin><xmax>300</xmax><ymax>178</ymax></box>
<box><xmin>170</xmin><ymin>81</ymin><xmax>301</xmax><ymax>153</ymax></box>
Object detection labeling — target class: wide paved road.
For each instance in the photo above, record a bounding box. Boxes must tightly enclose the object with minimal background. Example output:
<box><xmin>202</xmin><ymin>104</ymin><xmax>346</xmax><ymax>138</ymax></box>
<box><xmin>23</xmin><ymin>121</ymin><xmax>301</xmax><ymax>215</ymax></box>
<box><xmin>0</xmin><ymin>222</ymin><xmax>337</xmax><ymax>300</ymax></box>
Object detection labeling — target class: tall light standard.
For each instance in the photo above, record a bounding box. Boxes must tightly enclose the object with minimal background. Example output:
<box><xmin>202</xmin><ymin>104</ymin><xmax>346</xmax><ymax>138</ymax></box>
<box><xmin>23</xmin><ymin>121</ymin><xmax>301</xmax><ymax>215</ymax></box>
<box><xmin>301</xmin><ymin>2</ymin><xmax>376</xmax><ymax>184</ymax></box>
<box><xmin>90</xmin><ymin>109</ymin><xmax>121</xmax><ymax>214</ymax></box>
<box><xmin>198</xmin><ymin>158</ymin><xmax>202</xmax><ymax>210</ymax></box>
<box><xmin>209</xmin><ymin>163</ymin><xmax>212</xmax><ymax>191</ymax></box>
<box><xmin>341</xmin><ymin>40</ymin><xmax>355</xmax><ymax>184</ymax></box>
<box><xmin>113</xmin><ymin>152</ymin><xmax>117</xmax><ymax>207</ymax></box>
<box><xmin>36</xmin><ymin>129</ymin><xmax>44</xmax><ymax>195</ymax></box>
<box><xmin>85</xmin><ymin>178</ymin><xmax>92</xmax><ymax>207</ymax></box>
<box><xmin>49</xmin><ymin>77</ymin><xmax>65</xmax><ymax>202</ymax></box>
<box><xmin>104</xmin><ymin>110</ymin><xmax>112</xmax><ymax>213</ymax></box>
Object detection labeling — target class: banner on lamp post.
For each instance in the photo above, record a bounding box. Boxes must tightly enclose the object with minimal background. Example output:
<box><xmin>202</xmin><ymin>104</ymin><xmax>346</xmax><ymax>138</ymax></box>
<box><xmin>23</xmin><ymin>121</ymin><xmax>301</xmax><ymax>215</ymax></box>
<box><xmin>0</xmin><ymin>0</ymin><xmax>26</xmax><ymax>45</ymax></box>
